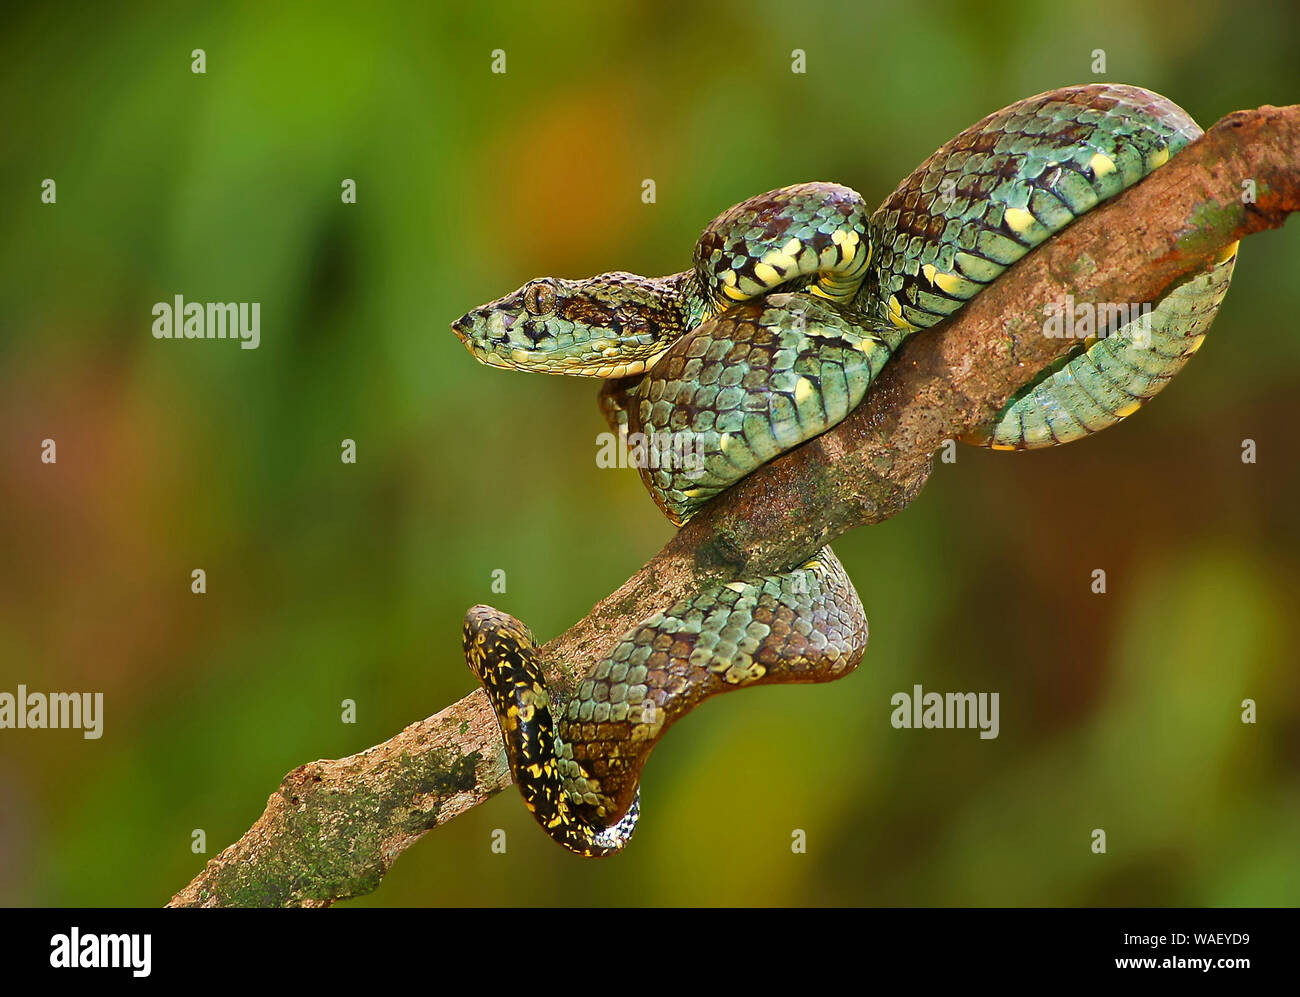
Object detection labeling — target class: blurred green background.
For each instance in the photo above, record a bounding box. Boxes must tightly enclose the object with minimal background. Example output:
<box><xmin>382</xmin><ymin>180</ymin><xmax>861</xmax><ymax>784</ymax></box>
<box><xmin>1</xmin><ymin>0</ymin><xmax>1297</xmax><ymax>907</ymax></box>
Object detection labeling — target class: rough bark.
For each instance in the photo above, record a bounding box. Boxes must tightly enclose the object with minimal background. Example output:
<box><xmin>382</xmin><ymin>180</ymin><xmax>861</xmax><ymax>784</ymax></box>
<box><xmin>169</xmin><ymin>104</ymin><xmax>1300</xmax><ymax>907</ymax></box>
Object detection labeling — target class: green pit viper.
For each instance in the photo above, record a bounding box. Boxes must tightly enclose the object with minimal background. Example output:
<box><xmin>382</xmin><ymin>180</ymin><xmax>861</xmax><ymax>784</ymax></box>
<box><xmin>451</xmin><ymin>83</ymin><xmax>1239</xmax><ymax>856</ymax></box>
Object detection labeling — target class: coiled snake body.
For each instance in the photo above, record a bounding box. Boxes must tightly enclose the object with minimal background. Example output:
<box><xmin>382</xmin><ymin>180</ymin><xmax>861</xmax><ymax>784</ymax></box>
<box><xmin>451</xmin><ymin>84</ymin><xmax>1238</xmax><ymax>856</ymax></box>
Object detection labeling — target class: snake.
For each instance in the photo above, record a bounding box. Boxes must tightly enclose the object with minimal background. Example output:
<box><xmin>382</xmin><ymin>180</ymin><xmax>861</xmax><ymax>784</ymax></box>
<box><xmin>450</xmin><ymin>84</ymin><xmax>1238</xmax><ymax>856</ymax></box>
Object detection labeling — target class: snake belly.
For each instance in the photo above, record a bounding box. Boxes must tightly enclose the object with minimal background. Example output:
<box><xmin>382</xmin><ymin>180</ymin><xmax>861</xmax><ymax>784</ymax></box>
<box><xmin>451</xmin><ymin>83</ymin><xmax>1236</xmax><ymax>855</ymax></box>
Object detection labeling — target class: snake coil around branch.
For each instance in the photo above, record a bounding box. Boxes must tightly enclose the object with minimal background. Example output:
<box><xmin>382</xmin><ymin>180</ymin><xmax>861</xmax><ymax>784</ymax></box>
<box><xmin>170</xmin><ymin>98</ymin><xmax>1299</xmax><ymax>906</ymax></box>
<box><xmin>452</xmin><ymin>85</ymin><xmax>1241</xmax><ymax>856</ymax></box>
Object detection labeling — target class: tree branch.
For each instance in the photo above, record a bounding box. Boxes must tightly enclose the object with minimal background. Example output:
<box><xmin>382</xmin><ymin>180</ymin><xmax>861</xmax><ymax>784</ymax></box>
<box><xmin>169</xmin><ymin>104</ymin><xmax>1300</xmax><ymax>907</ymax></box>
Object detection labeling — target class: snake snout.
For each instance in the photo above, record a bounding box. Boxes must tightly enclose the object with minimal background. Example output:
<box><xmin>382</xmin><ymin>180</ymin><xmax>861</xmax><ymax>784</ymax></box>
<box><xmin>451</xmin><ymin>307</ymin><xmax>520</xmax><ymax>353</ymax></box>
<box><xmin>450</xmin><ymin>312</ymin><xmax>474</xmax><ymax>343</ymax></box>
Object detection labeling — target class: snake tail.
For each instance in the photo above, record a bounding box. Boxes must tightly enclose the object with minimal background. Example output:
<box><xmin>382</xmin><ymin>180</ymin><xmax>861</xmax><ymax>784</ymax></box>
<box><xmin>463</xmin><ymin>605</ymin><xmax>640</xmax><ymax>856</ymax></box>
<box><xmin>463</xmin><ymin>547</ymin><xmax>868</xmax><ymax>856</ymax></box>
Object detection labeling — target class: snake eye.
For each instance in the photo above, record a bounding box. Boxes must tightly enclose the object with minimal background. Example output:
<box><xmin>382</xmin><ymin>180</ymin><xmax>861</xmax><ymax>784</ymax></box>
<box><xmin>523</xmin><ymin>280</ymin><xmax>557</xmax><ymax>316</ymax></box>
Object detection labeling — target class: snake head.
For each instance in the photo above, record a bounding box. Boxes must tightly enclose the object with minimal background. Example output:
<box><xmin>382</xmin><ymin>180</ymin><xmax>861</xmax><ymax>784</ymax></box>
<box><xmin>450</xmin><ymin>271</ymin><xmax>688</xmax><ymax>378</ymax></box>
